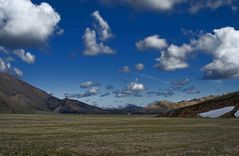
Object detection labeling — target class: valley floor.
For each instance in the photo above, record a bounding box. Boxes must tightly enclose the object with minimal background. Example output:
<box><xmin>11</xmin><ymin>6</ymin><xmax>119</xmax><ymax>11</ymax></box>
<box><xmin>0</xmin><ymin>114</ymin><xmax>239</xmax><ymax>156</ymax></box>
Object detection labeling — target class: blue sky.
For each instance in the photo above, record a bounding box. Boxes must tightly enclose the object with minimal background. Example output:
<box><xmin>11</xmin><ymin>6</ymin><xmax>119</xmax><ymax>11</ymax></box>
<box><xmin>0</xmin><ymin>0</ymin><xmax>239</xmax><ymax>107</ymax></box>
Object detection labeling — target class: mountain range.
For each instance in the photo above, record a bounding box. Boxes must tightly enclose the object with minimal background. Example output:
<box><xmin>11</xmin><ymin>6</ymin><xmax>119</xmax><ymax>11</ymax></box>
<box><xmin>0</xmin><ymin>72</ymin><xmax>239</xmax><ymax>118</ymax></box>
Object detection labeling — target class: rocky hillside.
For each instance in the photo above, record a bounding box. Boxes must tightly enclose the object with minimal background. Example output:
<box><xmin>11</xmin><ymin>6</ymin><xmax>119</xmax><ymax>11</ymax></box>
<box><xmin>146</xmin><ymin>100</ymin><xmax>177</xmax><ymax>112</ymax></box>
<box><xmin>158</xmin><ymin>91</ymin><xmax>239</xmax><ymax>118</ymax></box>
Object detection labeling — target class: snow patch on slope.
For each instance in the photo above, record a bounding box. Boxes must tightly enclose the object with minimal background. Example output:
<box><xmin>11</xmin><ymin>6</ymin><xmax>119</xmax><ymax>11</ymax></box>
<box><xmin>234</xmin><ymin>110</ymin><xmax>239</xmax><ymax>118</ymax></box>
<box><xmin>198</xmin><ymin>106</ymin><xmax>235</xmax><ymax>118</ymax></box>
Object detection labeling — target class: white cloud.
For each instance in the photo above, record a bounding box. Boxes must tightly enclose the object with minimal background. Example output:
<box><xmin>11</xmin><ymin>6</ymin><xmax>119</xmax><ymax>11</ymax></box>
<box><xmin>131</xmin><ymin>0</ymin><xmax>183</xmax><ymax>11</ymax></box>
<box><xmin>13</xmin><ymin>67</ymin><xmax>23</xmax><ymax>77</ymax></box>
<box><xmin>136</xmin><ymin>35</ymin><xmax>168</xmax><ymax>51</ymax></box>
<box><xmin>82</xmin><ymin>28</ymin><xmax>114</xmax><ymax>56</ymax></box>
<box><xmin>0</xmin><ymin>46</ymin><xmax>8</xmax><ymax>53</ymax></box>
<box><xmin>194</xmin><ymin>27</ymin><xmax>239</xmax><ymax>79</ymax></box>
<box><xmin>113</xmin><ymin>79</ymin><xmax>146</xmax><ymax>97</ymax></box>
<box><xmin>88</xmin><ymin>87</ymin><xmax>99</xmax><ymax>95</ymax></box>
<box><xmin>80</xmin><ymin>86</ymin><xmax>100</xmax><ymax>97</ymax></box>
<box><xmin>92</xmin><ymin>10</ymin><xmax>112</xmax><ymax>41</ymax></box>
<box><xmin>137</xmin><ymin>35</ymin><xmax>194</xmax><ymax>71</ymax></box>
<box><xmin>189</xmin><ymin>0</ymin><xmax>234</xmax><ymax>14</ymax></box>
<box><xmin>64</xmin><ymin>87</ymin><xmax>100</xmax><ymax>99</ymax></box>
<box><xmin>101</xmin><ymin>0</ymin><xmax>235</xmax><ymax>13</ymax></box>
<box><xmin>128</xmin><ymin>81</ymin><xmax>145</xmax><ymax>91</ymax></box>
<box><xmin>135</xmin><ymin>63</ymin><xmax>145</xmax><ymax>71</ymax></box>
<box><xmin>4</xmin><ymin>56</ymin><xmax>15</xmax><ymax>62</ymax></box>
<box><xmin>114</xmin><ymin>90</ymin><xmax>132</xmax><ymax>97</ymax></box>
<box><xmin>119</xmin><ymin>66</ymin><xmax>130</xmax><ymax>73</ymax></box>
<box><xmin>0</xmin><ymin>58</ymin><xmax>11</xmax><ymax>72</ymax></box>
<box><xmin>101</xmin><ymin>0</ymin><xmax>184</xmax><ymax>11</ymax></box>
<box><xmin>80</xmin><ymin>81</ymin><xmax>100</xmax><ymax>88</ymax></box>
<box><xmin>80</xmin><ymin>81</ymin><xmax>94</xmax><ymax>88</ymax></box>
<box><xmin>0</xmin><ymin>58</ymin><xmax>23</xmax><ymax>77</ymax></box>
<box><xmin>0</xmin><ymin>0</ymin><xmax>60</xmax><ymax>48</ymax></box>
<box><xmin>137</xmin><ymin>27</ymin><xmax>239</xmax><ymax>79</ymax></box>
<box><xmin>56</xmin><ymin>28</ymin><xmax>64</xmax><ymax>36</ymax></box>
<box><xmin>150</xmin><ymin>26</ymin><xmax>239</xmax><ymax>79</ymax></box>
<box><xmin>14</xmin><ymin>49</ymin><xmax>35</xmax><ymax>64</ymax></box>
<box><xmin>82</xmin><ymin>10</ymin><xmax>115</xmax><ymax>56</ymax></box>
<box><xmin>155</xmin><ymin>44</ymin><xmax>193</xmax><ymax>71</ymax></box>
<box><xmin>0</xmin><ymin>47</ymin><xmax>35</xmax><ymax>75</ymax></box>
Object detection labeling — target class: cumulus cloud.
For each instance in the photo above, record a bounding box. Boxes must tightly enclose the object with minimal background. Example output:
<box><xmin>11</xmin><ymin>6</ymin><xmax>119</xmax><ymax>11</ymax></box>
<box><xmin>139</xmin><ymin>27</ymin><xmax>239</xmax><ymax>79</ymax></box>
<box><xmin>193</xmin><ymin>27</ymin><xmax>239</xmax><ymax>79</ymax></box>
<box><xmin>154</xmin><ymin>44</ymin><xmax>193</xmax><ymax>71</ymax></box>
<box><xmin>175</xmin><ymin>27</ymin><xmax>239</xmax><ymax>79</ymax></box>
<box><xmin>0</xmin><ymin>0</ymin><xmax>60</xmax><ymax>48</ymax></box>
<box><xmin>13</xmin><ymin>68</ymin><xmax>23</xmax><ymax>77</ymax></box>
<box><xmin>136</xmin><ymin>35</ymin><xmax>194</xmax><ymax>71</ymax></box>
<box><xmin>80</xmin><ymin>81</ymin><xmax>94</xmax><ymax>88</ymax></box>
<box><xmin>86</xmin><ymin>87</ymin><xmax>100</xmax><ymax>95</ymax></box>
<box><xmin>135</xmin><ymin>63</ymin><xmax>145</xmax><ymax>71</ymax></box>
<box><xmin>92</xmin><ymin>10</ymin><xmax>112</xmax><ymax>41</ymax></box>
<box><xmin>136</xmin><ymin>35</ymin><xmax>168</xmax><ymax>51</ymax></box>
<box><xmin>82</xmin><ymin>28</ymin><xmax>115</xmax><ymax>56</ymax></box>
<box><xmin>101</xmin><ymin>0</ymin><xmax>236</xmax><ymax>13</ymax></box>
<box><xmin>113</xmin><ymin>79</ymin><xmax>146</xmax><ymax>97</ymax></box>
<box><xmin>0</xmin><ymin>47</ymin><xmax>35</xmax><ymax>75</ymax></box>
<box><xmin>0</xmin><ymin>58</ymin><xmax>23</xmax><ymax>77</ymax></box>
<box><xmin>128</xmin><ymin>81</ymin><xmax>145</xmax><ymax>91</ymax></box>
<box><xmin>119</xmin><ymin>66</ymin><xmax>130</xmax><ymax>73</ymax></box>
<box><xmin>0</xmin><ymin>59</ymin><xmax>11</xmax><ymax>72</ymax></box>
<box><xmin>13</xmin><ymin>49</ymin><xmax>35</xmax><ymax>64</ymax></box>
<box><xmin>82</xmin><ymin>10</ymin><xmax>115</xmax><ymax>56</ymax></box>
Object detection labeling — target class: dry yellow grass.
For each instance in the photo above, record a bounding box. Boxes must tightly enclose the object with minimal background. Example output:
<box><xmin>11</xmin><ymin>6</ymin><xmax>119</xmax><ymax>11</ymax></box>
<box><xmin>0</xmin><ymin>114</ymin><xmax>239</xmax><ymax>156</ymax></box>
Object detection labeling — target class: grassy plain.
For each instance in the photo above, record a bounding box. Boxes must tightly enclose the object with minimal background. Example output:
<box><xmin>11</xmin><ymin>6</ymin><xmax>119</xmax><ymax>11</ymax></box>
<box><xmin>0</xmin><ymin>114</ymin><xmax>239</xmax><ymax>156</ymax></box>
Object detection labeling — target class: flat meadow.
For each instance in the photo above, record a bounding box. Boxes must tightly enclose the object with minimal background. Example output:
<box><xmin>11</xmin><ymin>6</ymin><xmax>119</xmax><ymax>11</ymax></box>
<box><xmin>0</xmin><ymin>114</ymin><xmax>239</xmax><ymax>156</ymax></box>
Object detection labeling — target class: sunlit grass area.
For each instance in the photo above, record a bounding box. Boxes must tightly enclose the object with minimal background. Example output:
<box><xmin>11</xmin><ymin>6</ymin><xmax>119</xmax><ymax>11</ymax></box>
<box><xmin>0</xmin><ymin>114</ymin><xmax>239</xmax><ymax>156</ymax></box>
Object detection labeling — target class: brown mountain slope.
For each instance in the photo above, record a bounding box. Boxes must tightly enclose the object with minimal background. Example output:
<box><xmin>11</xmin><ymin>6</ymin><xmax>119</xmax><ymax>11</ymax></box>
<box><xmin>0</xmin><ymin>73</ymin><xmax>57</xmax><ymax>113</ymax></box>
<box><xmin>54</xmin><ymin>98</ymin><xmax>106</xmax><ymax>114</ymax></box>
<box><xmin>158</xmin><ymin>91</ymin><xmax>239</xmax><ymax>118</ymax></box>
<box><xmin>147</xmin><ymin>95</ymin><xmax>219</xmax><ymax>113</ymax></box>
<box><xmin>146</xmin><ymin>100</ymin><xmax>177</xmax><ymax>111</ymax></box>
<box><xmin>0</xmin><ymin>73</ymin><xmax>103</xmax><ymax>114</ymax></box>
